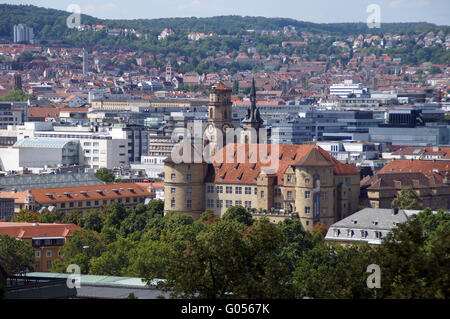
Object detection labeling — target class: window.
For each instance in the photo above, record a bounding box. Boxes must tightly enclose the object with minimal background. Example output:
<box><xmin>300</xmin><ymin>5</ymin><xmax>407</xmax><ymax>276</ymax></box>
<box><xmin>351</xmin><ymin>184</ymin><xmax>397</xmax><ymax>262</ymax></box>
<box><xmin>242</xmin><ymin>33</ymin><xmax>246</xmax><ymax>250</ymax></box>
<box><xmin>287</xmin><ymin>175</ymin><xmax>292</xmax><ymax>183</ymax></box>
<box><xmin>207</xmin><ymin>199</ymin><xmax>214</xmax><ymax>208</ymax></box>
<box><xmin>361</xmin><ymin>230</ymin><xmax>368</xmax><ymax>238</ymax></box>
<box><xmin>187</xmin><ymin>200</ymin><xmax>192</xmax><ymax>209</ymax></box>
<box><xmin>35</xmin><ymin>251</ymin><xmax>40</xmax><ymax>258</ymax></box>
<box><xmin>46</xmin><ymin>250</ymin><xmax>52</xmax><ymax>258</ymax></box>
<box><xmin>260</xmin><ymin>191</ymin><xmax>264</xmax><ymax>198</ymax></box>
<box><xmin>322</xmin><ymin>192</ymin><xmax>327</xmax><ymax>200</ymax></box>
<box><xmin>305</xmin><ymin>191</ymin><xmax>311</xmax><ymax>199</ymax></box>
<box><xmin>35</xmin><ymin>262</ymin><xmax>40</xmax><ymax>270</ymax></box>
<box><xmin>334</xmin><ymin>229</ymin><xmax>341</xmax><ymax>237</ymax></box>
<box><xmin>58</xmin><ymin>251</ymin><xmax>62</xmax><ymax>257</ymax></box>
<box><xmin>305</xmin><ymin>178</ymin><xmax>310</xmax><ymax>184</ymax></box>
<box><xmin>275</xmin><ymin>188</ymin><xmax>282</xmax><ymax>197</ymax></box>
<box><xmin>46</xmin><ymin>261</ymin><xmax>52</xmax><ymax>269</ymax></box>
<box><xmin>187</xmin><ymin>174</ymin><xmax>192</xmax><ymax>181</ymax></box>
<box><xmin>244</xmin><ymin>201</ymin><xmax>252</xmax><ymax>208</ymax></box>
<box><xmin>171</xmin><ymin>187</ymin><xmax>176</xmax><ymax>194</ymax></box>
<box><xmin>60</xmin><ymin>203</ymin><xmax>65</xmax><ymax>209</ymax></box>
<box><xmin>226</xmin><ymin>186</ymin><xmax>233</xmax><ymax>194</ymax></box>
<box><xmin>186</xmin><ymin>188</ymin><xmax>192</xmax><ymax>195</ymax></box>
<box><xmin>216</xmin><ymin>186</ymin><xmax>223</xmax><ymax>193</ymax></box>
<box><xmin>254</xmin><ymin>188</ymin><xmax>257</xmax><ymax>195</ymax></box>
<box><xmin>287</xmin><ymin>191</ymin><xmax>293</xmax><ymax>200</ymax></box>
<box><xmin>235</xmin><ymin>187</ymin><xmax>242</xmax><ymax>194</ymax></box>
<box><xmin>245</xmin><ymin>187</ymin><xmax>251</xmax><ymax>194</ymax></box>
<box><xmin>171</xmin><ymin>198</ymin><xmax>175</xmax><ymax>209</ymax></box>
<box><xmin>305</xmin><ymin>207</ymin><xmax>311</xmax><ymax>214</ymax></box>
<box><xmin>207</xmin><ymin>185</ymin><xmax>214</xmax><ymax>193</ymax></box>
<box><xmin>226</xmin><ymin>200</ymin><xmax>233</xmax><ymax>208</ymax></box>
<box><xmin>235</xmin><ymin>200</ymin><xmax>242</xmax><ymax>206</ymax></box>
<box><xmin>216</xmin><ymin>200</ymin><xmax>223</xmax><ymax>208</ymax></box>
<box><xmin>171</xmin><ymin>173</ymin><xmax>176</xmax><ymax>181</ymax></box>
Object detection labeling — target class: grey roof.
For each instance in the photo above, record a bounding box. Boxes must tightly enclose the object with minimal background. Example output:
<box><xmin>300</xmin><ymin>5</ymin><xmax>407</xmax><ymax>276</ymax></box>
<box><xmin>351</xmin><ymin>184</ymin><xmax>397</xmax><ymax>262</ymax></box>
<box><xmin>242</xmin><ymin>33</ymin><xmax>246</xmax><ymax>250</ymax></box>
<box><xmin>25</xmin><ymin>272</ymin><xmax>168</xmax><ymax>299</ymax></box>
<box><xmin>0</xmin><ymin>172</ymin><xmax>105</xmax><ymax>192</ymax></box>
<box><xmin>13</xmin><ymin>138</ymin><xmax>76</xmax><ymax>149</ymax></box>
<box><xmin>325</xmin><ymin>208</ymin><xmax>431</xmax><ymax>245</ymax></box>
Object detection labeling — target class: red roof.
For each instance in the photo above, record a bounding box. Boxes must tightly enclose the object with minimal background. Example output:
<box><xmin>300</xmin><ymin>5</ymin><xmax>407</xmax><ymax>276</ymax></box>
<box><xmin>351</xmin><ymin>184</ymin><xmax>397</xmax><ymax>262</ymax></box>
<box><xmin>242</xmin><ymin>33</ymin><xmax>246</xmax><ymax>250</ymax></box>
<box><xmin>0</xmin><ymin>222</ymin><xmax>81</xmax><ymax>239</ymax></box>
<box><xmin>206</xmin><ymin>144</ymin><xmax>358</xmax><ymax>185</ymax></box>
<box><xmin>29</xmin><ymin>183</ymin><xmax>152</xmax><ymax>204</ymax></box>
<box><xmin>379</xmin><ymin>159</ymin><xmax>449</xmax><ymax>182</ymax></box>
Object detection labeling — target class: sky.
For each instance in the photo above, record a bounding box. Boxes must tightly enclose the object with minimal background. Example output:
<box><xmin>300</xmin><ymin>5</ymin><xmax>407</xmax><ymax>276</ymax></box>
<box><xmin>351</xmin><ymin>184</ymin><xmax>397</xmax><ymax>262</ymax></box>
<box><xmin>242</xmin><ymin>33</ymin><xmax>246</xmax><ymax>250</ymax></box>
<box><xmin>2</xmin><ymin>0</ymin><xmax>449</xmax><ymax>25</ymax></box>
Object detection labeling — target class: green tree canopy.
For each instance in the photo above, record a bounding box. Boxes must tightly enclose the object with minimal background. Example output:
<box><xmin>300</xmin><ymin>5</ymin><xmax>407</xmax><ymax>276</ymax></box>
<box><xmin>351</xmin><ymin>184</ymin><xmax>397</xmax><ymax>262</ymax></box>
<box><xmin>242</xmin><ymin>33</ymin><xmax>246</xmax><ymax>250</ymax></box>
<box><xmin>392</xmin><ymin>186</ymin><xmax>424</xmax><ymax>210</ymax></box>
<box><xmin>0</xmin><ymin>234</ymin><xmax>34</xmax><ymax>276</ymax></box>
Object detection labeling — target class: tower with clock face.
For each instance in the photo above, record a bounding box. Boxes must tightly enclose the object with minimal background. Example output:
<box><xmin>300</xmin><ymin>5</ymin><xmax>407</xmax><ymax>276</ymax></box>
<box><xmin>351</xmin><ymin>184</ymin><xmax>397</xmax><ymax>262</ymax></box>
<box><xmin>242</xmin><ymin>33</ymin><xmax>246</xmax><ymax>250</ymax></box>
<box><xmin>204</xmin><ymin>81</ymin><xmax>233</xmax><ymax>156</ymax></box>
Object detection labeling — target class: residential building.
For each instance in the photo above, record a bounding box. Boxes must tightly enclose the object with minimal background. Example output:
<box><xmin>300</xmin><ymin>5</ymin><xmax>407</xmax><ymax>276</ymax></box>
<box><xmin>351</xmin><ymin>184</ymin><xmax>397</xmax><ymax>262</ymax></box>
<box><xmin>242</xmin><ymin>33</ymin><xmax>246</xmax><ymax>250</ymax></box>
<box><xmin>0</xmin><ymin>183</ymin><xmax>153</xmax><ymax>214</ymax></box>
<box><xmin>0</xmin><ymin>222</ymin><xmax>81</xmax><ymax>272</ymax></box>
<box><xmin>325</xmin><ymin>208</ymin><xmax>430</xmax><ymax>245</ymax></box>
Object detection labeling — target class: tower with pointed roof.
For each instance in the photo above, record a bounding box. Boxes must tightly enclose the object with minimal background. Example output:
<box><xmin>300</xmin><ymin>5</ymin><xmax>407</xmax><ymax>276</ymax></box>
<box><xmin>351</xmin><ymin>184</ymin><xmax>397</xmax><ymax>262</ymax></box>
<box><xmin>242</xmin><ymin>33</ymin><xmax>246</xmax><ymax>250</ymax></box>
<box><xmin>204</xmin><ymin>81</ymin><xmax>233</xmax><ymax>156</ymax></box>
<box><xmin>242</xmin><ymin>78</ymin><xmax>264</xmax><ymax>144</ymax></box>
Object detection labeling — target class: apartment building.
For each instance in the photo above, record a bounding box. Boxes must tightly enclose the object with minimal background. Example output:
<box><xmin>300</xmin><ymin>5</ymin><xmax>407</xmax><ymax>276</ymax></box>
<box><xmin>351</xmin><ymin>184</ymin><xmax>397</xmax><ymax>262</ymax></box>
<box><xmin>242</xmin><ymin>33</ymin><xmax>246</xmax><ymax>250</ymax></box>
<box><xmin>0</xmin><ymin>183</ymin><xmax>153</xmax><ymax>214</ymax></box>
<box><xmin>0</xmin><ymin>222</ymin><xmax>80</xmax><ymax>272</ymax></box>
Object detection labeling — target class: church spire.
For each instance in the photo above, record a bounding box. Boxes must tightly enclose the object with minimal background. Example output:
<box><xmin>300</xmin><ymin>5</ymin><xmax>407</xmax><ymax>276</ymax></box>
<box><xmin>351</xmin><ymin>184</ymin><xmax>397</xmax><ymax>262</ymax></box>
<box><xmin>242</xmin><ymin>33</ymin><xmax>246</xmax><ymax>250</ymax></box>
<box><xmin>243</xmin><ymin>78</ymin><xmax>263</xmax><ymax>126</ymax></box>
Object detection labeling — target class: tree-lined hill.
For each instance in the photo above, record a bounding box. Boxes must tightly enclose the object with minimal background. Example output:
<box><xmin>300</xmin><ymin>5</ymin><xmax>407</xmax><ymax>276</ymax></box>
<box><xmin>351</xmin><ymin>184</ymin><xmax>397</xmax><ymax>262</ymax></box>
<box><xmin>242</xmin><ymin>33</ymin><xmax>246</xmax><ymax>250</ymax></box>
<box><xmin>0</xmin><ymin>3</ymin><xmax>448</xmax><ymax>41</ymax></box>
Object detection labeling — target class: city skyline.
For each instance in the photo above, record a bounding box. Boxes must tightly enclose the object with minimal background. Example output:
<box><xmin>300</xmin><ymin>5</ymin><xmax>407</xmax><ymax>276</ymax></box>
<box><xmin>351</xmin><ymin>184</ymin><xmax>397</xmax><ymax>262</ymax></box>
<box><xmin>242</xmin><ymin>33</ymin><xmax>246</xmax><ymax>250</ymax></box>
<box><xmin>2</xmin><ymin>0</ymin><xmax>450</xmax><ymax>25</ymax></box>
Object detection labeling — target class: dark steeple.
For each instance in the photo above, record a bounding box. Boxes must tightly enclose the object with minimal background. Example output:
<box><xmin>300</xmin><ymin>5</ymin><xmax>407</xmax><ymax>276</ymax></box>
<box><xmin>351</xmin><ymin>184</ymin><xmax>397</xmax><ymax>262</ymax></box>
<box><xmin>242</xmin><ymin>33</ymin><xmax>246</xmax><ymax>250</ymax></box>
<box><xmin>243</xmin><ymin>78</ymin><xmax>263</xmax><ymax>126</ymax></box>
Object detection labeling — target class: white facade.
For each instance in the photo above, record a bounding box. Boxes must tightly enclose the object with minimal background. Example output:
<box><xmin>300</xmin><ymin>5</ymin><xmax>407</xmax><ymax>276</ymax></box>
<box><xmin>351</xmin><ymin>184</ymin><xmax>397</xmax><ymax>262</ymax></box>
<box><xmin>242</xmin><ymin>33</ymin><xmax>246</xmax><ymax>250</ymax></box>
<box><xmin>15</xmin><ymin>122</ymin><xmax>129</xmax><ymax>170</ymax></box>
<box><xmin>330</xmin><ymin>80</ymin><xmax>365</xmax><ymax>98</ymax></box>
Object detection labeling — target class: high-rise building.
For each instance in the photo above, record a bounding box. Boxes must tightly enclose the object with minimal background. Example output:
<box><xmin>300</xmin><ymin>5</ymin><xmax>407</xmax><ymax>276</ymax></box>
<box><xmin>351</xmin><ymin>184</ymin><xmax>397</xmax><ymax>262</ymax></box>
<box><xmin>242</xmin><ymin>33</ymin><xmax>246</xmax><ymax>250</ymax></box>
<box><xmin>13</xmin><ymin>24</ymin><xmax>34</xmax><ymax>43</ymax></box>
<box><xmin>82</xmin><ymin>48</ymin><xmax>88</xmax><ymax>76</ymax></box>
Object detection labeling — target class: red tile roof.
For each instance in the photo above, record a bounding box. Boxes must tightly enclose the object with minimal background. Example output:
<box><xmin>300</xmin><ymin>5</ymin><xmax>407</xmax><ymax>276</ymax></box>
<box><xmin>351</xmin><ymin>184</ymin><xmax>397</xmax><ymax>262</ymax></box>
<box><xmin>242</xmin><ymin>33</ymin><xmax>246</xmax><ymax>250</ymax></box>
<box><xmin>29</xmin><ymin>183</ymin><xmax>152</xmax><ymax>204</ymax></box>
<box><xmin>206</xmin><ymin>144</ymin><xmax>358</xmax><ymax>185</ymax></box>
<box><xmin>379</xmin><ymin>159</ymin><xmax>450</xmax><ymax>182</ymax></box>
<box><xmin>0</xmin><ymin>222</ymin><xmax>81</xmax><ymax>239</ymax></box>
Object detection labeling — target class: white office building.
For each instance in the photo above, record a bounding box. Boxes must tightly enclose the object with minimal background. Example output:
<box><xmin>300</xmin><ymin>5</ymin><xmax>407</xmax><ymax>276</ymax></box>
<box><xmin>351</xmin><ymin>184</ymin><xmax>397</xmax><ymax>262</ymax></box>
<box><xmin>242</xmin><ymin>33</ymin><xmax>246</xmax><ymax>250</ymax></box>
<box><xmin>13</xmin><ymin>24</ymin><xmax>34</xmax><ymax>43</ymax></box>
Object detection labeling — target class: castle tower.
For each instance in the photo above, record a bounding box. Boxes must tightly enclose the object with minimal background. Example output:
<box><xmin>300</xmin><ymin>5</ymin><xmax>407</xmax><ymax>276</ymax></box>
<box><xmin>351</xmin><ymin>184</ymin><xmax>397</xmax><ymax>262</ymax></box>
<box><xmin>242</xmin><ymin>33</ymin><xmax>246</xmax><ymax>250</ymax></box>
<box><xmin>163</xmin><ymin>141</ymin><xmax>207</xmax><ymax>219</ymax></box>
<box><xmin>293</xmin><ymin>147</ymin><xmax>335</xmax><ymax>231</ymax></box>
<box><xmin>204</xmin><ymin>81</ymin><xmax>233</xmax><ymax>156</ymax></box>
<box><xmin>242</xmin><ymin>78</ymin><xmax>264</xmax><ymax>144</ymax></box>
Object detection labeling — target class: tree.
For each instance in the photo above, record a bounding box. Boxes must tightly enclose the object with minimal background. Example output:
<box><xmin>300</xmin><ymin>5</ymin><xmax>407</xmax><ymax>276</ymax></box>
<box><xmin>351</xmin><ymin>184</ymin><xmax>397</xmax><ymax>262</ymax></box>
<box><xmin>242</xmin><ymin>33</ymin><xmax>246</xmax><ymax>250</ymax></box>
<box><xmin>0</xmin><ymin>89</ymin><xmax>35</xmax><ymax>102</ymax></box>
<box><xmin>80</xmin><ymin>210</ymin><xmax>104</xmax><ymax>233</ymax></box>
<box><xmin>94</xmin><ymin>168</ymin><xmax>116</xmax><ymax>183</ymax></box>
<box><xmin>222</xmin><ymin>206</ymin><xmax>253</xmax><ymax>226</ymax></box>
<box><xmin>62</xmin><ymin>211</ymin><xmax>83</xmax><ymax>225</ymax></box>
<box><xmin>0</xmin><ymin>234</ymin><xmax>34</xmax><ymax>276</ymax></box>
<box><xmin>151</xmin><ymin>218</ymin><xmax>294</xmax><ymax>298</ymax></box>
<box><xmin>53</xmin><ymin>229</ymin><xmax>106</xmax><ymax>274</ymax></box>
<box><xmin>375</xmin><ymin>211</ymin><xmax>450</xmax><ymax>298</ymax></box>
<box><xmin>11</xmin><ymin>209</ymin><xmax>39</xmax><ymax>222</ymax></box>
<box><xmin>39</xmin><ymin>211</ymin><xmax>64</xmax><ymax>223</ymax></box>
<box><xmin>89</xmin><ymin>237</ymin><xmax>134</xmax><ymax>276</ymax></box>
<box><xmin>392</xmin><ymin>186</ymin><xmax>424</xmax><ymax>210</ymax></box>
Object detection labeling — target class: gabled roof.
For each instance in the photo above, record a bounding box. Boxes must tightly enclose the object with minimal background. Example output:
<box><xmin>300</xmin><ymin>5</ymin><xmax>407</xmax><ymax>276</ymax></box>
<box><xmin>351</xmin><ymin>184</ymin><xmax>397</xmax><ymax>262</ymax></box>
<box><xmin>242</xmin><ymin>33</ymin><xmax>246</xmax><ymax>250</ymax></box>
<box><xmin>0</xmin><ymin>222</ymin><xmax>81</xmax><ymax>239</ymax></box>
<box><xmin>204</xmin><ymin>143</ymin><xmax>358</xmax><ymax>185</ymax></box>
<box><xmin>294</xmin><ymin>147</ymin><xmax>333</xmax><ymax>167</ymax></box>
